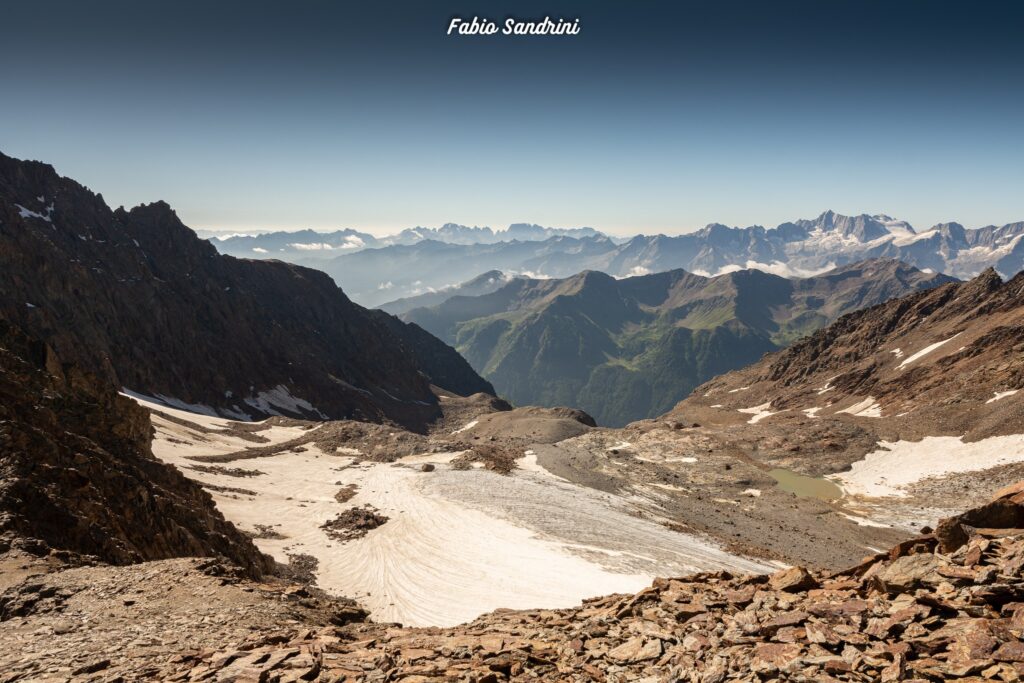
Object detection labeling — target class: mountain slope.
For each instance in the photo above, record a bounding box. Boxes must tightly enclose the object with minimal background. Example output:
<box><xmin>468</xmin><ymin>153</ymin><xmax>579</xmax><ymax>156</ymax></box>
<box><xmin>665</xmin><ymin>267</ymin><xmax>1024</xmax><ymax>523</ymax></box>
<box><xmin>0</xmin><ymin>152</ymin><xmax>491</xmax><ymax>428</ymax></box>
<box><xmin>404</xmin><ymin>260</ymin><xmax>953</xmax><ymax>426</ymax></box>
<box><xmin>365</xmin><ymin>310</ymin><xmax>496</xmax><ymax>396</ymax></box>
<box><xmin>0</xmin><ymin>319</ymin><xmax>271</xmax><ymax>577</ymax></box>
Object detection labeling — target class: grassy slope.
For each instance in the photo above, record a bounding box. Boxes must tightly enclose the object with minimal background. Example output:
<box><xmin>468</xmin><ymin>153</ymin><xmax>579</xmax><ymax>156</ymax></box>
<box><xmin>404</xmin><ymin>262</ymin><xmax>954</xmax><ymax>427</ymax></box>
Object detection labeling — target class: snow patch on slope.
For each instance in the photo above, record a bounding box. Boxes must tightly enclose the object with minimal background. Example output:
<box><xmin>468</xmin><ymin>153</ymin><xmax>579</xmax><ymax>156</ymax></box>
<box><xmin>832</xmin><ymin>434</ymin><xmax>1024</xmax><ymax>498</ymax></box>
<box><xmin>738</xmin><ymin>402</ymin><xmax>777</xmax><ymax>424</ymax></box>
<box><xmin>837</xmin><ymin>397</ymin><xmax>882</xmax><ymax>418</ymax></box>
<box><xmin>897</xmin><ymin>334</ymin><xmax>961</xmax><ymax>370</ymax></box>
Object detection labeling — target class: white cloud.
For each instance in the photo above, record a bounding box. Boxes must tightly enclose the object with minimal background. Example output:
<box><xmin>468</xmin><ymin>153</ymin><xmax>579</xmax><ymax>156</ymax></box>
<box><xmin>289</xmin><ymin>242</ymin><xmax>336</xmax><ymax>251</ymax></box>
<box><xmin>713</xmin><ymin>260</ymin><xmax>836</xmax><ymax>279</ymax></box>
<box><xmin>253</xmin><ymin>247</ymin><xmax>268</xmax><ymax>254</ymax></box>
<box><xmin>378</xmin><ymin>281</ymin><xmax>394</xmax><ymax>290</ymax></box>
<box><xmin>618</xmin><ymin>265</ymin><xmax>651</xmax><ymax>278</ymax></box>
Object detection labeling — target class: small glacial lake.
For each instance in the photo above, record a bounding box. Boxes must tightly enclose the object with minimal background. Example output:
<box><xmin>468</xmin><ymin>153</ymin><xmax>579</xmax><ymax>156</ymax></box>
<box><xmin>768</xmin><ymin>468</ymin><xmax>843</xmax><ymax>500</ymax></box>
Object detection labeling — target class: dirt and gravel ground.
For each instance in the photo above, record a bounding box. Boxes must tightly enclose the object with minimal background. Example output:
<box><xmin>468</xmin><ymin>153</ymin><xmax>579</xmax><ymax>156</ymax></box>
<box><xmin>530</xmin><ymin>424</ymin><xmax>908</xmax><ymax>568</ymax></box>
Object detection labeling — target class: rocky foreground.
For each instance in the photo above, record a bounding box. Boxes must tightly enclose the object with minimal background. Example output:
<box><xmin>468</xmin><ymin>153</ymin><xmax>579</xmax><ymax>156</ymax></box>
<box><xmin>4</xmin><ymin>486</ymin><xmax>1024</xmax><ymax>682</ymax></box>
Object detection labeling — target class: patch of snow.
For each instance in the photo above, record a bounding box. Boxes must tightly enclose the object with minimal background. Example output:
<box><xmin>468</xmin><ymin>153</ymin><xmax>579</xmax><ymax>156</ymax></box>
<box><xmin>838</xmin><ymin>397</ymin><xmax>882</xmax><ymax>418</ymax></box>
<box><xmin>517</xmin><ymin>450</ymin><xmax>568</xmax><ymax>480</ymax></box>
<box><xmin>741</xmin><ymin>489</ymin><xmax>761</xmax><ymax>497</ymax></box>
<box><xmin>803</xmin><ymin>407</ymin><xmax>821</xmax><ymax>418</ymax></box>
<box><xmin>816</xmin><ymin>380</ymin><xmax>836</xmax><ymax>395</ymax></box>
<box><xmin>897</xmin><ymin>333</ymin><xmax>961</xmax><ymax>370</ymax></box>
<box><xmin>839</xmin><ymin>512</ymin><xmax>891</xmax><ymax>528</ymax></box>
<box><xmin>891</xmin><ymin>229</ymin><xmax>937</xmax><ymax>246</ymax></box>
<box><xmin>122</xmin><ymin>390</ymin><xmax>242</xmax><ymax>428</ymax></box>
<box><xmin>890</xmin><ymin>348</ymin><xmax>904</xmax><ymax>359</ymax></box>
<box><xmin>606</xmin><ymin>441</ymin><xmax>633</xmax><ymax>451</ymax></box>
<box><xmin>831</xmin><ymin>434</ymin><xmax>1024</xmax><ymax>498</ymax></box>
<box><xmin>25</xmin><ymin>302</ymin><xmax>36</xmax><ymax>308</ymax></box>
<box><xmin>738</xmin><ymin>402</ymin><xmax>777</xmax><ymax>424</ymax></box>
<box><xmin>398</xmin><ymin>451</ymin><xmax>466</xmax><ymax>466</ymax></box>
<box><xmin>727</xmin><ymin>386</ymin><xmax>750</xmax><ymax>394</ymax></box>
<box><xmin>987</xmin><ymin>390</ymin><xmax>1019</xmax><ymax>404</ymax></box>
<box><xmin>451</xmin><ymin>420</ymin><xmax>479</xmax><ymax>435</ymax></box>
<box><xmin>15</xmin><ymin>203</ymin><xmax>54</xmax><ymax>223</ymax></box>
<box><xmin>243</xmin><ymin>384</ymin><xmax>328</xmax><ymax>419</ymax></box>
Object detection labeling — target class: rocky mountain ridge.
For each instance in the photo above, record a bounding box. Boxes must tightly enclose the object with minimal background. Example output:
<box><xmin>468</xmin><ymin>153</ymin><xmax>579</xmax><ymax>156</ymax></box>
<box><xmin>265</xmin><ymin>210</ymin><xmax>1023</xmax><ymax>306</ymax></box>
<box><xmin>210</xmin><ymin>222</ymin><xmax>606</xmax><ymax>262</ymax></box>
<box><xmin>0</xmin><ymin>151</ymin><xmax>492</xmax><ymax>428</ymax></box>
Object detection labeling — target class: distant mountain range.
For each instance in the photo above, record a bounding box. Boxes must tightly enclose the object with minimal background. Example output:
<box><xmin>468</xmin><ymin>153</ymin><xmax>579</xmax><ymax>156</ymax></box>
<box><xmin>209</xmin><ymin>223</ymin><xmax>608</xmax><ymax>261</ymax></box>
<box><xmin>236</xmin><ymin>210</ymin><xmax>1019</xmax><ymax>306</ymax></box>
<box><xmin>401</xmin><ymin>259</ymin><xmax>954</xmax><ymax>426</ymax></box>
<box><xmin>0</xmin><ymin>152</ymin><xmax>492</xmax><ymax>428</ymax></box>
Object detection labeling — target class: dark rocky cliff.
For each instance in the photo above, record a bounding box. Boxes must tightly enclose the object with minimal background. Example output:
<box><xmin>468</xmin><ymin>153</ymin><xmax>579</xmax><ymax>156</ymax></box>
<box><xmin>0</xmin><ymin>319</ymin><xmax>272</xmax><ymax>577</ymax></box>
<box><xmin>0</xmin><ymin>152</ymin><xmax>492</xmax><ymax>429</ymax></box>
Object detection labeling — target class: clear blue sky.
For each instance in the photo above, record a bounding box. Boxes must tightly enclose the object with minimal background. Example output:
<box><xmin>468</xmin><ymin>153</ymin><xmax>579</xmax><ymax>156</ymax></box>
<box><xmin>1</xmin><ymin>0</ymin><xmax>1022</xmax><ymax>236</ymax></box>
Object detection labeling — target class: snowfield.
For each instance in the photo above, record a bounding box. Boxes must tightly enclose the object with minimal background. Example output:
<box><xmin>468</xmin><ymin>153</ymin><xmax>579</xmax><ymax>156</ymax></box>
<box><xmin>136</xmin><ymin>398</ymin><xmax>772</xmax><ymax>627</ymax></box>
<box><xmin>831</xmin><ymin>434</ymin><xmax>1024</xmax><ymax>498</ymax></box>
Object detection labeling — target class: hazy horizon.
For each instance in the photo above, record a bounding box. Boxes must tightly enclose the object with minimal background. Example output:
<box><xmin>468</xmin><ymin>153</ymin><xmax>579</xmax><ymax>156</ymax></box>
<box><xmin>2</xmin><ymin>0</ymin><xmax>1022</xmax><ymax>236</ymax></box>
<box><xmin>191</xmin><ymin>209</ymin><xmax>1021</xmax><ymax>240</ymax></box>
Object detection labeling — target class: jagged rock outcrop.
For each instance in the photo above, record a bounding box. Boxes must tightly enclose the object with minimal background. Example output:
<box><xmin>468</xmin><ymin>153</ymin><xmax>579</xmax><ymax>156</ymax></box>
<box><xmin>0</xmin><ymin>151</ymin><xmax>493</xmax><ymax>428</ymax></box>
<box><xmin>0</xmin><ymin>319</ymin><xmax>272</xmax><ymax>577</ymax></box>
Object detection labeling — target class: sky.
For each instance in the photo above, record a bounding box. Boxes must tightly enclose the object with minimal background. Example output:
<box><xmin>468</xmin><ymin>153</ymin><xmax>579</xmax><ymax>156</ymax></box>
<box><xmin>1</xmin><ymin>0</ymin><xmax>1022</xmax><ymax>236</ymax></box>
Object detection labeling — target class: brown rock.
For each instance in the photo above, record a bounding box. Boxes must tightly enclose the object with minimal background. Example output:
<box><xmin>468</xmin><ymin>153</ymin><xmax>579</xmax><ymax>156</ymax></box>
<box><xmin>873</xmin><ymin>553</ymin><xmax>945</xmax><ymax>593</ymax></box>
<box><xmin>769</xmin><ymin>567</ymin><xmax>819</xmax><ymax>593</ymax></box>
<box><xmin>606</xmin><ymin>637</ymin><xmax>662</xmax><ymax>663</ymax></box>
